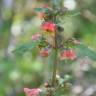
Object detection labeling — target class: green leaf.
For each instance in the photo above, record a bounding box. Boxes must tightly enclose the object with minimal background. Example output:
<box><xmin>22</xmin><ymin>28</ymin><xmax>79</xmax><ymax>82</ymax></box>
<box><xmin>58</xmin><ymin>75</ymin><xmax>71</xmax><ymax>85</ymax></box>
<box><xmin>69</xmin><ymin>12</ymin><xmax>81</xmax><ymax>17</ymax></box>
<box><xmin>59</xmin><ymin>78</ymin><xmax>65</xmax><ymax>85</ymax></box>
<box><xmin>34</xmin><ymin>8</ymin><xmax>49</xmax><ymax>13</ymax></box>
<box><xmin>52</xmin><ymin>0</ymin><xmax>63</xmax><ymax>7</ymax></box>
<box><xmin>75</xmin><ymin>44</ymin><xmax>96</xmax><ymax>60</ymax></box>
<box><xmin>64</xmin><ymin>75</ymin><xmax>72</xmax><ymax>81</ymax></box>
<box><xmin>13</xmin><ymin>41</ymin><xmax>39</xmax><ymax>54</ymax></box>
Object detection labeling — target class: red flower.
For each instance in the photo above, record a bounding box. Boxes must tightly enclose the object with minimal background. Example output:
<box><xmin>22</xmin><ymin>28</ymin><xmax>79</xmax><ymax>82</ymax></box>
<box><xmin>41</xmin><ymin>22</ymin><xmax>56</xmax><ymax>32</ymax></box>
<box><xmin>60</xmin><ymin>50</ymin><xmax>76</xmax><ymax>60</ymax></box>
<box><xmin>40</xmin><ymin>49</ymin><xmax>49</xmax><ymax>57</ymax></box>
<box><xmin>24</xmin><ymin>88</ymin><xmax>41</xmax><ymax>96</ymax></box>
<box><xmin>31</xmin><ymin>34</ymin><xmax>41</xmax><ymax>41</ymax></box>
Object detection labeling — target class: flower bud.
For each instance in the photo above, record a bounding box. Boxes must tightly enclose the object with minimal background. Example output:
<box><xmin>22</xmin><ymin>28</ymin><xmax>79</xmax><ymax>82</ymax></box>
<box><xmin>40</xmin><ymin>49</ymin><xmax>49</xmax><ymax>57</ymax></box>
<box><xmin>31</xmin><ymin>34</ymin><xmax>41</xmax><ymax>41</ymax></box>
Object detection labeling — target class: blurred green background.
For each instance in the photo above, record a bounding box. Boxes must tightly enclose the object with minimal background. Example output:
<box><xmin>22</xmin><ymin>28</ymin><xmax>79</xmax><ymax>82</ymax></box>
<box><xmin>0</xmin><ymin>0</ymin><xmax>96</xmax><ymax>96</ymax></box>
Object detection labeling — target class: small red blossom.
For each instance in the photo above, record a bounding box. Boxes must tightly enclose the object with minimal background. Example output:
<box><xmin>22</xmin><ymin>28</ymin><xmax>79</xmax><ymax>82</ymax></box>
<box><xmin>39</xmin><ymin>12</ymin><xmax>45</xmax><ymax>19</ymax></box>
<box><xmin>31</xmin><ymin>34</ymin><xmax>41</xmax><ymax>41</ymax></box>
<box><xmin>24</xmin><ymin>88</ymin><xmax>41</xmax><ymax>96</ymax></box>
<box><xmin>60</xmin><ymin>50</ymin><xmax>76</xmax><ymax>60</ymax></box>
<box><xmin>41</xmin><ymin>22</ymin><xmax>56</xmax><ymax>32</ymax></box>
<box><xmin>40</xmin><ymin>49</ymin><xmax>49</xmax><ymax>57</ymax></box>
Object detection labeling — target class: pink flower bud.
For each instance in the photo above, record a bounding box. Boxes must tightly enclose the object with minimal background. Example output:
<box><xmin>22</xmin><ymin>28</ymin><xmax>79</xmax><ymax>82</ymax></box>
<box><xmin>40</xmin><ymin>49</ymin><xmax>49</xmax><ymax>57</ymax></box>
<box><xmin>31</xmin><ymin>34</ymin><xmax>41</xmax><ymax>41</ymax></box>
<box><xmin>24</xmin><ymin>88</ymin><xmax>42</xmax><ymax>96</ymax></box>
<box><xmin>39</xmin><ymin>12</ymin><xmax>45</xmax><ymax>19</ymax></box>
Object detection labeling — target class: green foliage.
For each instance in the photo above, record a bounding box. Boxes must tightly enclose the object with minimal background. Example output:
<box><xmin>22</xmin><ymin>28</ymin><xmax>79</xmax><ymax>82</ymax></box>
<box><xmin>13</xmin><ymin>41</ymin><xmax>39</xmax><ymax>54</ymax></box>
<box><xmin>75</xmin><ymin>44</ymin><xmax>96</xmax><ymax>60</ymax></box>
<box><xmin>34</xmin><ymin>8</ymin><xmax>50</xmax><ymax>13</ymax></box>
<box><xmin>52</xmin><ymin>0</ymin><xmax>63</xmax><ymax>7</ymax></box>
<box><xmin>58</xmin><ymin>75</ymin><xmax>71</xmax><ymax>85</ymax></box>
<box><xmin>0</xmin><ymin>0</ymin><xmax>96</xmax><ymax>96</ymax></box>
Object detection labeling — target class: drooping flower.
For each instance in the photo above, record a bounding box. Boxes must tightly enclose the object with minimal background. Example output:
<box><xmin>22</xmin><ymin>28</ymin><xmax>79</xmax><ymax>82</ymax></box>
<box><xmin>40</xmin><ymin>49</ymin><xmax>49</xmax><ymax>57</ymax></box>
<box><xmin>60</xmin><ymin>49</ymin><xmax>76</xmax><ymax>60</ymax></box>
<box><xmin>31</xmin><ymin>34</ymin><xmax>41</xmax><ymax>41</ymax></box>
<box><xmin>24</xmin><ymin>88</ymin><xmax>41</xmax><ymax>96</ymax></box>
<box><xmin>41</xmin><ymin>22</ymin><xmax>56</xmax><ymax>32</ymax></box>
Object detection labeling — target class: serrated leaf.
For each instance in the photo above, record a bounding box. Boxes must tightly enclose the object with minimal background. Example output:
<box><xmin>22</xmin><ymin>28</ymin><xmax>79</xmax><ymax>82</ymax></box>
<box><xmin>13</xmin><ymin>41</ymin><xmax>39</xmax><ymax>54</ymax></box>
<box><xmin>75</xmin><ymin>44</ymin><xmax>96</xmax><ymax>60</ymax></box>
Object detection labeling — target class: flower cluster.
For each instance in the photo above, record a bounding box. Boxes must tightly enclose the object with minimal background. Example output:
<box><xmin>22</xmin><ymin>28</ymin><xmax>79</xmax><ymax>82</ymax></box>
<box><xmin>60</xmin><ymin>49</ymin><xmax>76</xmax><ymax>60</ymax></box>
<box><xmin>41</xmin><ymin>22</ymin><xmax>56</xmax><ymax>32</ymax></box>
<box><xmin>24</xmin><ymin>2</ymin><xmax>79</xmax><ymax>96</ymax></box>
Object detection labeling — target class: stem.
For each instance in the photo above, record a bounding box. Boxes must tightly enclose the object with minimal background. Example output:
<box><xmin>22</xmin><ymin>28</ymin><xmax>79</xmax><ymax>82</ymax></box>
<box><xmin>52</xmin><ymin>30</ymin><xmax>58</xmax><ymax>87</ymax></box>
<box><xmin>47</xmin><ymin>31</ymin><xmax>58</xmax><ymax>96</ymax></box>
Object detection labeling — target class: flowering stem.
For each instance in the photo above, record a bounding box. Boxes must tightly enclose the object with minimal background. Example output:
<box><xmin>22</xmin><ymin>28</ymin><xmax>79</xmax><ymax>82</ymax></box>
<box><xmin>52</xmin><ymin>30</ymin><xmax>58</xmax><ymax>87</ymax></box>
<box><xmin>47</xmin><ymin>31</ymin><xmax>58</xmax><ymax>96</ymax></box>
